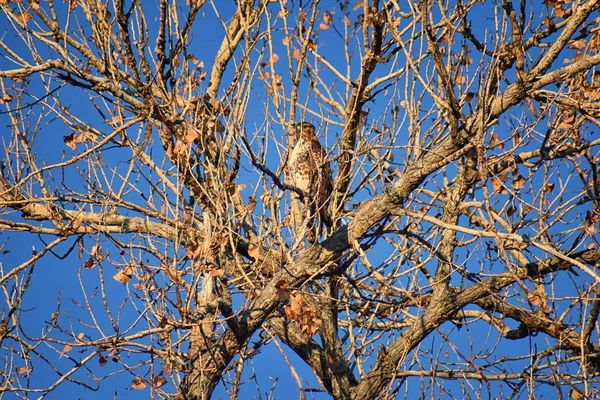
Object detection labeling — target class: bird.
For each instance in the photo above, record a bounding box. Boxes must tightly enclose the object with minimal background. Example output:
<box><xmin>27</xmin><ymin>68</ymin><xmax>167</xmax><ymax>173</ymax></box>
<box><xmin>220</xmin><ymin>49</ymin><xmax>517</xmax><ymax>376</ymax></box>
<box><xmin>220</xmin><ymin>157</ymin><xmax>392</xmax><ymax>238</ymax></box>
<box><xmin>287</xmin><ymin>122</ymin><xmax>333</xmax><ymax>242</ymax></box>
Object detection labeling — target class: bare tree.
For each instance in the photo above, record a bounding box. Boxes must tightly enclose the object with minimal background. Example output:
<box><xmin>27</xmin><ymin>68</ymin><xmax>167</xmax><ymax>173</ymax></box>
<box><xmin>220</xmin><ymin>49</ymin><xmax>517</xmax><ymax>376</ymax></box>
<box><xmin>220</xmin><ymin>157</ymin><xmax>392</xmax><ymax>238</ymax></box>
<box><xmin>1</xmin><ymin>0</ymin><xmax>600</xmax><ymax>398</ymax></box>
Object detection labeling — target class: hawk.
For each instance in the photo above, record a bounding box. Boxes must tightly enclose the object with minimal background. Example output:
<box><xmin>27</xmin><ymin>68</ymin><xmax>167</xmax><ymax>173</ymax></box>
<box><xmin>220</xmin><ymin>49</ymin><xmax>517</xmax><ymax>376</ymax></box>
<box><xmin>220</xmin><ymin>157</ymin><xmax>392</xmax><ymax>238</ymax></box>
<box><xmin>287</xmin><ymin>122</ymin><xmax>333</xmax><ymax>241</ymax></box>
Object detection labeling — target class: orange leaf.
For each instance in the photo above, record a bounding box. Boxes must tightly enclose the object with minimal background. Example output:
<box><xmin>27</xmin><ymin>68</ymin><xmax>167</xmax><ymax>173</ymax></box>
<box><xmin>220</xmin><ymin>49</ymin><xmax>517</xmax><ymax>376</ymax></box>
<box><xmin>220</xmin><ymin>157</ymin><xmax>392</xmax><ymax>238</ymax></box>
<box><xmin>247</xmin><ymin>244</ymin><xmax>260</xmax><ymax>261</ymax></box>
<box><xmin>63</xmin><ymin>133</ymin><xmax>77</xmax><ymax>150</ymax></box>
<box><xmin>131</xmin><ymin>379</ymin><xmax>147</xmax><ymax>390</ymax></box>
<box><xmin>153</xmin><ymin>374</ymin><xmax>168</xmax><ymax>388</ymax></box>
<box><xmin>489</xmin><ymin>133</ymin><xmax>503</xmax><ymax>149</ymax></box>
<box><xmin>113</xmin><ymin>265</ymin><xmax>134</xmax><ymax>284</ymax></box>
<box><xmin>208</xmin><ymin>268</ymin><xmax>225</xmax><ymax>277</ymax></box>
<box><xmin>60</xmin><ymin>343</ymin><xmax>72</xmax><ymax>358</ymax></box>
<box><xmin>512</xmin><ymin>175</ymin><xmax>526</xmax><ymax>190</ymax></box>
<box><xmin>527</xmin><ymin>292</ymin><xmax>541</xmax><ymax>306</ymax></box>
<box><xmin>491</xmin><ymin>177</ymin><xmax>507</xmax><ymax>194</ymax></box>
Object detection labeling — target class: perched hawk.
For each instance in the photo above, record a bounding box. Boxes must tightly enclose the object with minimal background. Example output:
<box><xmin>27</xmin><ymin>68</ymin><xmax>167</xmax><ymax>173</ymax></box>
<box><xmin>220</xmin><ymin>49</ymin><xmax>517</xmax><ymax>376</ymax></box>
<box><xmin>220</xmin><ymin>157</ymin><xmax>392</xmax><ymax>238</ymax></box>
<box><xmin>287</xmin><ymin>122</ymin><xmax>333</xmax><ymax>241</ymax></box>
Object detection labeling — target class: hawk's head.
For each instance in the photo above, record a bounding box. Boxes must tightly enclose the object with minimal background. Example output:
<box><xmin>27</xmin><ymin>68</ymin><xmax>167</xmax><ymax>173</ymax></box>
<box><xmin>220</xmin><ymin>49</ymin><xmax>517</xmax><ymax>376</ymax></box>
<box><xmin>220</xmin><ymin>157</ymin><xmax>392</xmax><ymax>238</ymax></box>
<box><xmin>295</xmin><ymin>122</ymin><xmax>316</xmax><ymax>141</ymax></box>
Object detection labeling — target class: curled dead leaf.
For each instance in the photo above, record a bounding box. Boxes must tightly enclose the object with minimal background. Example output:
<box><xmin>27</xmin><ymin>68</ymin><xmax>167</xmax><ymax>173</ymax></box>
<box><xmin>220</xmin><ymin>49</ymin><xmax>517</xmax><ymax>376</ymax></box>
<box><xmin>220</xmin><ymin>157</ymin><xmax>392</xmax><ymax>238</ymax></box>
<box><xmin>131</xmin><ymin>378</ymin><xmax>147</xmax><ymax>390</ymax></box>
<box><xmin>512</xmin><ymin>175</ymin><xmax>526</xmax><ymax>190</ymax></box>
<box><xmin>247</xmin><ymin>244</ymin><xmax>260</xmax><ymax>261</ymax></box>
<box><xmin>153</xmin><ymin>374</ymin><xmax>167</xmax><ymax>388</ymax></box>
<box><xmin>543</xmin><ymin>182</ymin><xmax>555</xmax><ymax>193</ymax></box>
<box><xmin>113</xmin><ymin>265</ymin><xmax>135</xmax><ymax>284</ymax></box>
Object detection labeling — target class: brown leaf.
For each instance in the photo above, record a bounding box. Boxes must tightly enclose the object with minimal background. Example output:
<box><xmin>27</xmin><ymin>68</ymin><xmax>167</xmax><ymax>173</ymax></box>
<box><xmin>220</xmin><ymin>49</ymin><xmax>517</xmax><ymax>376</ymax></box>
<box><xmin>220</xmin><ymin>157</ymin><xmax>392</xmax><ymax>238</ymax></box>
<box><xmin>558</xmin><ymin>113</ymin><xmax>576</xmax><ymax>129</ymax></box>
<box><xmin>83</xmin><ymin>257</ymin><xmax>95</xmax><ymax>269</ymax></box>
<box><xmin>99</xmin><ymin>355</ymin><xmax>107</xmax><ymax>367</ymax></box>
<box><xmin>208</xmin><ymin>268</ymin><xmax>224</xmax><ymax>277</ymax></box>
<box><xmin>247</xmin><ymin>244</ymin><xmax>260</xmax><ymax>261</ymax></box>
<box><xmin>60</xmin><ymin>343</ymin><xmax>72</xmax><ymax>358</ymax></box>
<box><xmin>63</xmin><ymin>133</ymin><xmax>77</xmax><ymax>149</ymax></box>
<box><xmin>17</xmin><ymin>366</ymin><xmax>31</xmax><ymax>376</ymax></box>
<box><xmin>113</xmin><ymin>265</ymin><xmax>134</xmax><ymax>284</ymax></box>
<box><xmin>543</xmin><ymin>182</ymin><xmax>555</xmax><ymax>193</ymax></box>
<box><xmin>91</xmin><ymin>245</ymin><xmax>102</xmax><ymax>259</ymax></box>
<box><xmin>131</xmin><ymin>378</ymin><xmax>147</xmax><ymax>390</ymax></box>
<box><xmin>15</xmin><ymin>12</ymin><xmax>32</xmax><ymax>24</ymax></box>
<box><xmin>0</xmin><ymin>92</ymin><xmax>13</xmax><ymax>103</ymax></box>
<box><xmin>246</xmin><ymin>196</ymin><xmax>257</xmax><ymax>213</ymax></box>
<box><xmin>153</xmin><ymin>374</ymin><xmax>167</xmax><ymax>388</ymax></box>
<box><xmin>488</xmin><ymin>133</ymin><xmax>503</xmax><ymax>149</ymax></box>
<box><xmin>570</xmin><ymin>387</ymin><xmax>584</xmax><ymax>400</ymax></box>
<box><xmin>491</xmin><ymin>177</ymin><xmax>507</xmax><ymax>194</ymax></box>
<box><xmin>512</xmin><ymin>175</ymin><xmax>526</xmax><ymax>190</ymax></box>
<box><xmin>184</xmin><ymin>130</ymin><xmax>199</xmax><ymax>145</ymax></box>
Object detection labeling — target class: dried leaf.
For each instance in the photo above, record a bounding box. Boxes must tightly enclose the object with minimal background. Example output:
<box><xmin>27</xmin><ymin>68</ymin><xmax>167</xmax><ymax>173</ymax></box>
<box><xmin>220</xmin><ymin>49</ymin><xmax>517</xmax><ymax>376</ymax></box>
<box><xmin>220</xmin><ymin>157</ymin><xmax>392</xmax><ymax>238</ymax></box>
<box><xmin>15</xmin><ymin>12</ymin><xmax>32</xmax><ymax>24</ymax></box>
<box><xmin>63</xmin><ymin>133</ymin><xmax>77</xmax><ymax>149</ymax></box>
<box><xmin>570</xmin><ymin>387</ymin><xmax>584</xmax><ymax>400</ymax></box>
<box><xmin>558</xmin><ymin>113</ymin><xmax>576</xmax><ymax>129</ymax></box>
<box><xmin>99</xmin><ymin>355</ymin><xmax>107</xmax><ymax>367</ymax></box>
<box><xmin>527</xmin><ymin>291</ymin><xmax>541</xmax><ymax>306</ymax></box>
<box><xmin>153</xmin><ymin>374</ymin><xmax>167</xmax><ymax>388</ymax></box>
<box><xmin>208</xmin><ymin>268</ymin><xmax>224</xmax><ymax>277</ymax></box>
<box><xmin>512</xmin><ymin>175</ymin><xmax>526</xmax><ymax>190</ymax></box>
<box><xmin>489</xmin><ymin>133</ymin><xmax>503</xmax><ymax>149</ymax></box>
<box><xmin>83</xmin><ymin>257</ymin><xmax>95</xmax><ymax>269</ymax></box>
<box><xmin>60</xmin><ymin>343</ymin><xmax>72</xmax><ymax>358</ymax></box>
<box><xmin>184</xmin><ymin>129</ymin><xmax>199</xmax><ymax>145</ymax></box>
<box><xmin>247</xmin><ymin>244</ymin><xmax>260</xmax><ymax>261</ymax></box>
<box><xmin>491</xmin><ymin>177</ymin><xmax>507</xmax><ymax>194</ymax></box>
<box><xmin>0</xmin><ymin>93</ymin><xmax>13</xmax><ymax>103</ymax></box>
<box><xmin>131</xmin><ymin>378</ymin><xmax>147</xmax><ymax>390</ymax></box>
<box><xmin>91</xmin><ymin>245</ymin><xmax>102</xmax><ymax>258</ymax></box>
<box><xmin>246</xmin><ymin>196</ymin><xmax>257</xmax><ymax>213</ymax></box>
<box><xmin>17</xmin><ymin>366</ymin><xmax>30</xmax><ymax>376</ymax></box>
<box><xmin>113</xmin><ymin>265</ymin><xmax>134</xmax><ymax>284</ymax></box>
<box><xmin>543</xmin><ymin>182</ymin><xmax>555</xmax><ymax>193</ymax></box>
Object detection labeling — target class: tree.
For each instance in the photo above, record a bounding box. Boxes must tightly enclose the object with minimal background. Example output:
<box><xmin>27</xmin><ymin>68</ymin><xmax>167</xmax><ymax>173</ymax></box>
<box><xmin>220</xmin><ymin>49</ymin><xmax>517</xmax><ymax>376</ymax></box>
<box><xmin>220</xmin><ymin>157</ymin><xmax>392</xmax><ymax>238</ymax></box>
<box><xmin>1</xmin><ymin>0</ymin><xmax>600</xmax><ymax>398</ymax></box>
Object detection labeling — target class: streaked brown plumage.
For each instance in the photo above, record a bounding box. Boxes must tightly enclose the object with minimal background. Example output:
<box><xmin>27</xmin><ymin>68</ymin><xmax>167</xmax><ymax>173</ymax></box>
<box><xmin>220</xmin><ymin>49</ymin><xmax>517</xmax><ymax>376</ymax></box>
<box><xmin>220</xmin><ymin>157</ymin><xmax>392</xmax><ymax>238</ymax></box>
<box><xmin>287</xmin><ymin>122</ymin><xmax>333</xmax><ymax>240</ymax></box>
